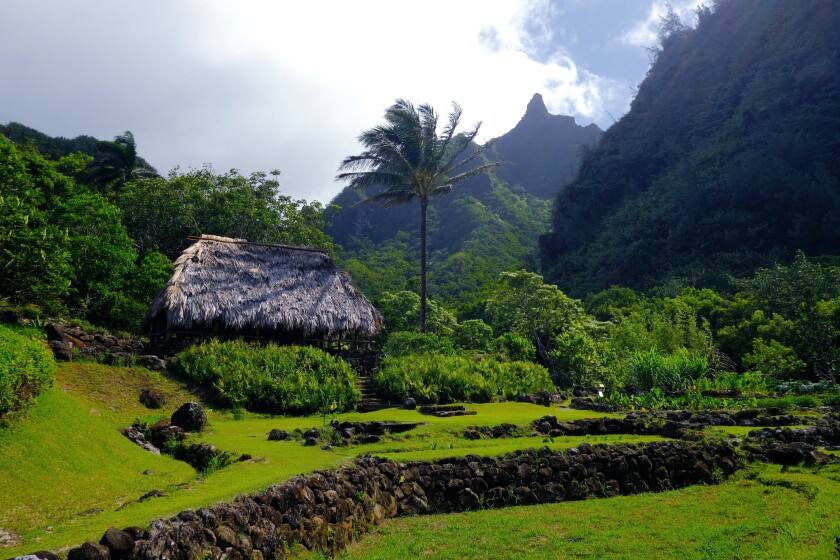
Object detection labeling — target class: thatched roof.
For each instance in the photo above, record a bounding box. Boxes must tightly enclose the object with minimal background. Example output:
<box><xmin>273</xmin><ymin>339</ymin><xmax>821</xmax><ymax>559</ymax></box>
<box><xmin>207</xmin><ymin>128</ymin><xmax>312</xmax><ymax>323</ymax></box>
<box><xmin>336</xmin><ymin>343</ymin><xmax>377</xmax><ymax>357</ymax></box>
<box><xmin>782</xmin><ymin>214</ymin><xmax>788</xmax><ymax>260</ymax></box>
<box><xmin>143</xmin><ymin>235</ymin><xmax>382</xmax><ymax>337</ymax></box>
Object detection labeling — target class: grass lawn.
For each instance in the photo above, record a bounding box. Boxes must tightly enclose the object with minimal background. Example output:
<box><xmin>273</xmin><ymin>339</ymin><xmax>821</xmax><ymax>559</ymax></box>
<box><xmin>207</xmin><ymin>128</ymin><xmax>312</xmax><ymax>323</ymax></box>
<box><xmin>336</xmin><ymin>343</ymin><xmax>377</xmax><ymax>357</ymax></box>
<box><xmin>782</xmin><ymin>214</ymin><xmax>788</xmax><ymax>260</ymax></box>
<box><xmin>5</xmin><ymin>360</ymin><xmax>838</xmax><ymax>558</ymax></box>
<box><xmin>0</xmin><ymin>362</ymin><xmax>618</xmax><ymax>556</ymax></box>
<box><xmin>333</xmin><ymin>463</ymin><xmax>840</xmax><ymax>559</ymax></box>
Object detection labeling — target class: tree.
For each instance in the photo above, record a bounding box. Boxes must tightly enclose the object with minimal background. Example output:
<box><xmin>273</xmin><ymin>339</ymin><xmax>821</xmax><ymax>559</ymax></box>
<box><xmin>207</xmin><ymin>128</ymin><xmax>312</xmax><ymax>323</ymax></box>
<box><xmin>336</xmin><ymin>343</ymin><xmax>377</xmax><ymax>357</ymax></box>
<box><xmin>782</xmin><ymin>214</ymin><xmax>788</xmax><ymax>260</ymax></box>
<box><xmin>485</xmin><ymin>270</ymin><xmax>589</xmax><ymax>372</ymax></box>
<box><xmin>118</xmin><ymin>166</ymin><xmax>338</xmax><ymax>259</ymax></box>
<box><xmin>336</xmin><ymin>99</ymin><xmax>500</xmax><ymax>332</ymax></box>
<box><xmin>87</xmin><ymin>131</ymin><xmax>157</xmax><ymax>192</ymax></box>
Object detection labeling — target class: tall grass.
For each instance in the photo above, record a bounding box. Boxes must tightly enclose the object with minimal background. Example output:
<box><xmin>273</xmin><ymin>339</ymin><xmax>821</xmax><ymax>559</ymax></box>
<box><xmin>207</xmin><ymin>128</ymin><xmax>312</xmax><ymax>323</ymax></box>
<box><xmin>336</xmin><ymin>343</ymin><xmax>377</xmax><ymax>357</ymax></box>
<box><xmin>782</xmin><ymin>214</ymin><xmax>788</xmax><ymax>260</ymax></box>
<box><xmin>628</xmin><ymin>348</ymin><xmax>709</xmax><ymax>391</ymax></box>
<box><xmin>374</xmin><ymin>354</ymin><xmax>551</xmax><ymax>404</ymax></box>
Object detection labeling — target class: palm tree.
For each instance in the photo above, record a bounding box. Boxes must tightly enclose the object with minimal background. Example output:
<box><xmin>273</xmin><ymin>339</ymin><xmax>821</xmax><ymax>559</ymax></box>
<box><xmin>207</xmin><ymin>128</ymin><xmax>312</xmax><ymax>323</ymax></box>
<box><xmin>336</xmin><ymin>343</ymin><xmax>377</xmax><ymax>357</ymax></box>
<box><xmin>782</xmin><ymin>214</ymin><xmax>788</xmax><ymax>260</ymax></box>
<box><xmin>88</xmin><ymin>131</ymin><xmax>157</xmax><ymax>193</ymax></box>
<box><xmin>337</xmin><ymin>99</ymin><xmax>501</xmax><ymax>332</ymax></box>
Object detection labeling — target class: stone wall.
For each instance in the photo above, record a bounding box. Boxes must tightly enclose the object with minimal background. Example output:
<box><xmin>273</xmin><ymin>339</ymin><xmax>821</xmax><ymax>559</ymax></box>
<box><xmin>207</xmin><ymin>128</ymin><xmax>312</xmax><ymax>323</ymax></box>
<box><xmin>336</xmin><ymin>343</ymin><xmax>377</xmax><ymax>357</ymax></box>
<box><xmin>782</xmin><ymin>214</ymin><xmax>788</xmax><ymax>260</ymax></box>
<box><xmin>57</xmin><ymin>441</ymin><xmax>741</xmax><ymax>560</ymax></box>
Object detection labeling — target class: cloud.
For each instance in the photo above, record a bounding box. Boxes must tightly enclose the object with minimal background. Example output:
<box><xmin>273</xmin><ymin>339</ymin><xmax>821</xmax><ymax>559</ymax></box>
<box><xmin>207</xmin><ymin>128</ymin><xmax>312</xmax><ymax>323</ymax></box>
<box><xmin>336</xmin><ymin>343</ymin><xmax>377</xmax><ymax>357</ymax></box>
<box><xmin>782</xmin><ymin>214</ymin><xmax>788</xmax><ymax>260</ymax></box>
<box><xmin>0</xmin><ymin>0</ymin><xmax>636</xmax><ymax>203</ymax></box>
<box><xmin>620</xmin><ymin>0</ymin><xmax>706</xmax><ymax>49</ymax></box>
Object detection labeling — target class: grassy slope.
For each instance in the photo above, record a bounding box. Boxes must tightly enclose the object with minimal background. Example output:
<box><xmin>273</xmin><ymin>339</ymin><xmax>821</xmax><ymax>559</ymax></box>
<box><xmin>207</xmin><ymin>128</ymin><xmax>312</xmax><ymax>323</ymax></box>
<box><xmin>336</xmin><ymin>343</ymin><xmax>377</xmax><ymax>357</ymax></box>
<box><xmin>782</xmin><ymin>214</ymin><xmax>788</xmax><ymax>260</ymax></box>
<box><xmin>336</xmin><ymin>463</ymin><xmax>840</xmax><ymax>559</ymax></box>
<box><xmin>1</xmin><ymin>363</ymin><xmax>618</xmax><ymax>556</ymax></box>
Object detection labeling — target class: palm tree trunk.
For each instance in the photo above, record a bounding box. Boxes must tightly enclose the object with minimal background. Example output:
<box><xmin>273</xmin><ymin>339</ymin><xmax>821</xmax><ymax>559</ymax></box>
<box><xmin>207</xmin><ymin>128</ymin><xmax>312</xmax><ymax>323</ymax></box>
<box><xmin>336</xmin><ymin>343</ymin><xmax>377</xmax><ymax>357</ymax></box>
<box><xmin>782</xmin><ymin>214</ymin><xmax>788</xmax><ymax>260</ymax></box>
<box><xmin>419</xmin><ymin>196</ymin><xmax>428</xmax><ymax>333</ymax></box>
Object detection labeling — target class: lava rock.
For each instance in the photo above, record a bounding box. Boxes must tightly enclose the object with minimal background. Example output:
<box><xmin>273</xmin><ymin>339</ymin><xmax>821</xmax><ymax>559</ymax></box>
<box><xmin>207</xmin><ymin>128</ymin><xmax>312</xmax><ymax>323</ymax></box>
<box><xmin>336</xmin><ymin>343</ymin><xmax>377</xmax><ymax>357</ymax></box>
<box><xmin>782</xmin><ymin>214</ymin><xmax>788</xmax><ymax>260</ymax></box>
<box><xmin>12</xmin><ymin>552</ymin><xmax>60</xmax><ymax>560</ymax></box>
<box><xmin>171</xmin><ymin>402</ymin><xmax>207</xmax><ymax>432</ymax></box>
<box><xmin>99</xmin><ymin>527</ymin><xmax>135</xmax><ymax>560</ymax></box>
<box><xmin>135</xmin><ymin>355</ymin><xmax>166</xmax><ymax>371</ymax></box>
<box><xmin>48</xmin><ymin>340</ymin><xmax>74</xmax><ymax>361</ymax></box>
<box><xmin>268</xmin><ymin>429</ymin><xmax>290</xmax><ymax>441</ymax></box>
<box><xmin>139</xmin><ymin>387</ymin><xmax>166</xmax><ymax>409</ymax></box>
<box><xmin>68</xmin><ymin>541</ymin><xmax>111</xmax><ymax>560</ymax></box>
<box><xmin>44</xmin><ymin>322</ymin><xmax>66</xmax><ymax>342</ymax></box>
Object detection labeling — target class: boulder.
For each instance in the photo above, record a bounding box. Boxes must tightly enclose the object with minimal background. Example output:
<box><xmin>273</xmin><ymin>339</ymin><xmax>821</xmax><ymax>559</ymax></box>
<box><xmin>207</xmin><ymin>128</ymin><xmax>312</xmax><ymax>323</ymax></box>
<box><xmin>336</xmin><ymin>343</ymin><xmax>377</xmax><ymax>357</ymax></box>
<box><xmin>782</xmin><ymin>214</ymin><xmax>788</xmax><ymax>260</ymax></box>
<box><xmin>268</xmin><ymin>429</ymin><xmax>290</xmax><ymax>441</ymax></box>
<box><xmin>48</xmin><ymin>340</ymin><xmax>73</xmax><ymax>361</ymax></box>
<box><xmin>135</xmin><ymin>355</ymin><xmax>165</xmax><ymax>371</ymax></box>
<box><xmin>12</xmin><ymin>552</ymin><xmax>60</xmax><ymax>560</ymax></box>
<box><xmin>139</xmin><ymin>387</ymin><xmax>166</xmax><ymax>409</ymax></box>
<box><xmin>404</xmin><ymin>397</ymin><xmax>417</xmax><ymax>410</ymax></box>
<box><xmin>119</xmin><ymin>427</ymin><xmax>160</xmax><ymax>455</ymax></box>
<box><xmin>151</xmin><ymin>425</ymin><xmax>185</xmax><ymax>448</ymax></box>
<box><xmin>99</xmin><ymin>527</ymin><xmax>134</xmax><ymax>560</ymax></box>
<box><xmin>67</xmin><ymin>541</ymin><xmax>111</xmax><ymax>560</ymax></box>
<box><xmin>44</xmin><ymin>322</ymin><xmax>66</xmax><ymax>342</ymax></box>
<box><xmin>103</xmin><ymin>352</ymin><xmax>132</xmax><ymax>366</ymax></box>
<box><xmin>171</xmin><ymin>402</ymin><xmax>207</xmax><ymax>432</ymax></box>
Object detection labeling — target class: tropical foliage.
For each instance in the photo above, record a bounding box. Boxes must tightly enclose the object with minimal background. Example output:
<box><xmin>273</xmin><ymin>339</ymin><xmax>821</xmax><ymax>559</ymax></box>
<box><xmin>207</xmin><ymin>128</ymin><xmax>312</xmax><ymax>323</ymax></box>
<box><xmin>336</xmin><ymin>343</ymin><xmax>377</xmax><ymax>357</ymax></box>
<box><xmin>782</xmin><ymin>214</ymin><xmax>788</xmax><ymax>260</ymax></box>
<box><xmin>174</xmin><ymin>339</ymin><xmax>360</xmax><ymax>414</ymax></box>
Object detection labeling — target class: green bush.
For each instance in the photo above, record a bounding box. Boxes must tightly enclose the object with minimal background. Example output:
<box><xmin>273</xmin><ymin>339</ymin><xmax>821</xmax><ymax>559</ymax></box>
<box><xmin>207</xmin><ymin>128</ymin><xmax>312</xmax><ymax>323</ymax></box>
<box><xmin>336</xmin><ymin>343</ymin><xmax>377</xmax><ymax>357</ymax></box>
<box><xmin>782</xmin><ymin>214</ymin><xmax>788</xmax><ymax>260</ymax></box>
<box><xmin>374</xmin><ymin>354</ymin><xmax>551</xmax><ymax>404</ymax></box>
<box><xmin>0</xmin><ymin>324</ymin><xmax>55</xmax><ymax>417</ymax></box>
<box><xmin>175</xmin><ymin>340</ymin><xmax>360</xmax><ymax>414</ymax></box>
<box><xmin>493</xmin><ymin>332</ymin><xmax>536</xmax><ymax>362</ymax></box>
<box><xmin>742</xmin><ymin>338</ymin><xmax>806</xmax><ymax>380</ymax></box>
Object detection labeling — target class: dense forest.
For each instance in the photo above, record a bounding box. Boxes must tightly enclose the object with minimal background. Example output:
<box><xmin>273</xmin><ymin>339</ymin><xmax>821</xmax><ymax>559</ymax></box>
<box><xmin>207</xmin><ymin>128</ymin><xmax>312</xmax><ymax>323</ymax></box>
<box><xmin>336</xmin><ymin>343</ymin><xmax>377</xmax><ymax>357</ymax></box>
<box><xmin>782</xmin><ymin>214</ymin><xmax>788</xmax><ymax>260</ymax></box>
<box><xmin>540</xmin><ymin>0</ymin><xmax>840</xmax><ymax>295</ymax></box>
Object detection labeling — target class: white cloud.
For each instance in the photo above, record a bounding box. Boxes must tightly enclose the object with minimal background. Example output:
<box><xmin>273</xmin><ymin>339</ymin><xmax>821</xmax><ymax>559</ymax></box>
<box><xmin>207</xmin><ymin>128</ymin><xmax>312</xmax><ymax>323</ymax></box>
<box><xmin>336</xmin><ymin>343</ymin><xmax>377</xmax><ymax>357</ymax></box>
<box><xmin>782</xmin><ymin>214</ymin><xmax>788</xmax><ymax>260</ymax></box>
<box><xmin>620</xmin><ymin>0</ymin><xmax>706</xmax><ymax>49</ymax></box>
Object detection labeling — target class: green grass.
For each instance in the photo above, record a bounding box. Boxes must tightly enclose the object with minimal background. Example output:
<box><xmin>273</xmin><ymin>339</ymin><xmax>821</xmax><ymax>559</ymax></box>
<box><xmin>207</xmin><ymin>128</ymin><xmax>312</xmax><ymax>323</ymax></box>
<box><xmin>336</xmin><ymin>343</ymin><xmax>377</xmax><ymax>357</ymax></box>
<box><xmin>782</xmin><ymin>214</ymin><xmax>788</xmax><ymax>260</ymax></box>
<box><xmin>0</xmin><ymin>365</ymin><xmax>614</xmax><ymax>556</ymax></box>
<box><xmin>6</xmin><ymin>359</ymin><xmax>838</xmax><ymax>559</ymax></box>
<box><xmin>334</xmin><ymin>463</ymin><xmax>840</xmax><ymax>559</ymax></box>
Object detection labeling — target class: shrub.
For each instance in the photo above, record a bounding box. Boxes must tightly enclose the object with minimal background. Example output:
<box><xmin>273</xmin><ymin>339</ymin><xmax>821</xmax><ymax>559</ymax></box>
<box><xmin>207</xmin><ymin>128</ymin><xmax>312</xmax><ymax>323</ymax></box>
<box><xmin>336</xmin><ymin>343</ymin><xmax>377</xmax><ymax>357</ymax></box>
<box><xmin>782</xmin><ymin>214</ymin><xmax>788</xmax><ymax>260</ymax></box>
<box><xmin>493</xmin><ymin>332</ymin><xmax>536</xmax><ymax>362</ymax></box>
<box><xmin>382</xmin><ymin>331</ymin><xmax>455</xmax><ymax>358</ymax></box>
<box><xmin>0</xmin><ymin>324</ymin><xmax>55</xmax><ymax>417</ymax></box>
<box><xmin>374</xmin><ymin>354</ymin><xmax>551</xmax><ymax>404</ymax></box>
<box><xmin>627</xmin><ymin>348</ymin><xmax>709</xmax><ymax>391</ymax></box>
<box><xmin>550</xmin><ymin>330</ymin><xmax>609</xmax><ymax>388</ymax></box>
<box><xmin>175</xmin><ymin>340</ymin><xmax>360</xmax><ymax>414</ymax></box>
<box><xmin>742</xmin><ymin>338</ymin><xmax>807</xmax><ymax>380</ymax></box>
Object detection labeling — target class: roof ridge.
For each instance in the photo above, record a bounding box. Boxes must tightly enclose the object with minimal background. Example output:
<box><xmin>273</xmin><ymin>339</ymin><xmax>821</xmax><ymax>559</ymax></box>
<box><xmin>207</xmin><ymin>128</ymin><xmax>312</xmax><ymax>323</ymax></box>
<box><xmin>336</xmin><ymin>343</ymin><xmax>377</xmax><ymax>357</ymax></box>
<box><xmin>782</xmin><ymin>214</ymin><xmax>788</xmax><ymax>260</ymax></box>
<box><xmin>187</xmin><ymin>235</ymin><xmax>330</xmax><ymax>255</ymax></box>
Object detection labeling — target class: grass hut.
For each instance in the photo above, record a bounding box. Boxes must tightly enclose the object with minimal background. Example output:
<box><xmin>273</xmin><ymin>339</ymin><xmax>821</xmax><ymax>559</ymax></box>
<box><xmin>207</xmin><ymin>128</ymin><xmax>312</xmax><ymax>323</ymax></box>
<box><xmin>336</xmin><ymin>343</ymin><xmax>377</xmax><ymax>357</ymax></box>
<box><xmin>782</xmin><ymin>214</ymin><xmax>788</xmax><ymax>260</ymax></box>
<box><xmin>142</xmin><ymin>235</ymin><xmax>382</xmax><ymax>349</ymax></box>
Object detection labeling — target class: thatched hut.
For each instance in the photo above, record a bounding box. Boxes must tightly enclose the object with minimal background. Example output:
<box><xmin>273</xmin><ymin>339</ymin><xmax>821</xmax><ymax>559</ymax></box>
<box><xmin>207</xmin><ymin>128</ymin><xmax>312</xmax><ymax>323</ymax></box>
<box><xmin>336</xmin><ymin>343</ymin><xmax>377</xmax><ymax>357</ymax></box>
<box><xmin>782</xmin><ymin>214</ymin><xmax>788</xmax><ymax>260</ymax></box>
<box><xmin>142</xmin><ymin>235</ymin><xmax>382</xmax><ymax>346</ymax></box>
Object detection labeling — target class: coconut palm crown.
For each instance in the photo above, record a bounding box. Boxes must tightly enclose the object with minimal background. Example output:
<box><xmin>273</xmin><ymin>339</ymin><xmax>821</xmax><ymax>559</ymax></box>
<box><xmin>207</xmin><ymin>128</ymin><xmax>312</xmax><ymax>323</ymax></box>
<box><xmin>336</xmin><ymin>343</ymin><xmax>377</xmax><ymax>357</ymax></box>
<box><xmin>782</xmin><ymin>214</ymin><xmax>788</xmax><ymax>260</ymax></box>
<box><xmin>336</xmin><ymin>99</ymin><xmax>501</xmax><ymax>332</ymax></box>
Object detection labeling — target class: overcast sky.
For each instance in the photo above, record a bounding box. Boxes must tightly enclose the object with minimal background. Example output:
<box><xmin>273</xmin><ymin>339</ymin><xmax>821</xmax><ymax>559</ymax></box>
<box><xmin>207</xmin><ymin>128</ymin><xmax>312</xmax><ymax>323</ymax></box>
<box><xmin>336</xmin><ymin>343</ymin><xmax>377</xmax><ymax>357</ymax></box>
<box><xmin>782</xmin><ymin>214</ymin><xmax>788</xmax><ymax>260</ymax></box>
<box><xmin>0</xmin><ymin>0</ymin><xmax>702</xmax><ymax>203</ymax></box>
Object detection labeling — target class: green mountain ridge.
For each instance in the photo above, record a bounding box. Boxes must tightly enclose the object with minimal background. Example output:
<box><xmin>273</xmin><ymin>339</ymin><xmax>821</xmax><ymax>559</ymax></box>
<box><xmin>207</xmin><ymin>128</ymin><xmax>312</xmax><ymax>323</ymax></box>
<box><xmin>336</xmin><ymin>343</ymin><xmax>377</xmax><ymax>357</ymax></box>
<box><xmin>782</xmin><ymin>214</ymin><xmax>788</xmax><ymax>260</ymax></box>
<box><xmin>0</xmin><ymin>122</ymin><xmax>158</xmax><ymax>177</ymax></box>
<box><xmin>540</xmin><ymin>0</ymin><xmax>840</xmax><ymax>296</ymax></box>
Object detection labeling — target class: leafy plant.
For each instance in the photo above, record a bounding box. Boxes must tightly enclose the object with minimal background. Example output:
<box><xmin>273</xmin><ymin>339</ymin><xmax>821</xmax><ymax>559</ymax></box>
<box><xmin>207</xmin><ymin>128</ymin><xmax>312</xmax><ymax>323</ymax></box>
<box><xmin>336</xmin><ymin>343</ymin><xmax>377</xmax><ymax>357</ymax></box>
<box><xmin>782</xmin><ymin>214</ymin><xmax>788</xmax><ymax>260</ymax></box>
<box><xmin>175</xmin><ymin>340</ymin><xmax>361</xmax><ymax>414</ymax></box>
<box><xmin>0</xmin><ymin>324</ymin><xmax>55</xmax><ymax>418</ymax></box>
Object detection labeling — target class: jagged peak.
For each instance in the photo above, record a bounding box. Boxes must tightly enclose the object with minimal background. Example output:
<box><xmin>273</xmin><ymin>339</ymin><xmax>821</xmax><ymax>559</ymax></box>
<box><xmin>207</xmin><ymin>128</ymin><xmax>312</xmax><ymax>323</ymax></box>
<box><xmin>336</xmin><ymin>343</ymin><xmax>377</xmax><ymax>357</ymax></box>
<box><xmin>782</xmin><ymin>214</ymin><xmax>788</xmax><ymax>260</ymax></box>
<box><xmin>525</xmin><ymin>93</ymin><xmax>549</xmax><ymax>119</ymax></box>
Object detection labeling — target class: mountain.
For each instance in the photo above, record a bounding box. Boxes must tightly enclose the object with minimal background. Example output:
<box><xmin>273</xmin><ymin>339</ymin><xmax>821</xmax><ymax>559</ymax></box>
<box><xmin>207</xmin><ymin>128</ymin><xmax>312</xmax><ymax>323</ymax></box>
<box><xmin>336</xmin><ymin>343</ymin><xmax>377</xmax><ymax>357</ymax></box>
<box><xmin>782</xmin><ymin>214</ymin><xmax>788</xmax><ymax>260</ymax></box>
<box><xmin>540</xmin><ymin>0</ymin><xmax>840</xmax><ymax>296</ymax></box>
<box><xmin>492</xmin><ymin>93</ymin><xmax>602</xmax><ymax>198</ymax></box>
<box><xmin>326</xmin><ymin>95</ymin><xmax>602</xmax><ymax>310</ymax></box>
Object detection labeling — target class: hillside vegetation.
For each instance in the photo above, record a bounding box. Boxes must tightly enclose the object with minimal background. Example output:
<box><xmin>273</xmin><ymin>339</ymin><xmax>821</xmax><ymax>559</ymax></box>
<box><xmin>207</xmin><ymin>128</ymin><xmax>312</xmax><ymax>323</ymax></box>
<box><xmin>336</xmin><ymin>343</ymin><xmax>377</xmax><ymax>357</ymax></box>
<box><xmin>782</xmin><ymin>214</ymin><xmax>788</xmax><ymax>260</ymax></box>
<box><xmin>541</xmin><ymin>0</ymin><xmax>840</xmax><ymax>295</ymax></box>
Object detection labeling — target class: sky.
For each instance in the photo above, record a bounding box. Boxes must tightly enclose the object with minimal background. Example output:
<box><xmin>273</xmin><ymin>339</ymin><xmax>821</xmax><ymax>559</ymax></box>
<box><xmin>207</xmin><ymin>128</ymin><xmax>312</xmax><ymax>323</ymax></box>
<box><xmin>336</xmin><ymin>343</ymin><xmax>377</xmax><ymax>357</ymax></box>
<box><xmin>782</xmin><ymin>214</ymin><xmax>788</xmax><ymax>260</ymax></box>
<box><xmin>0</xmin><ymin>0</ymin><xmax>702</xmax><ymax>203</ymax></box>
